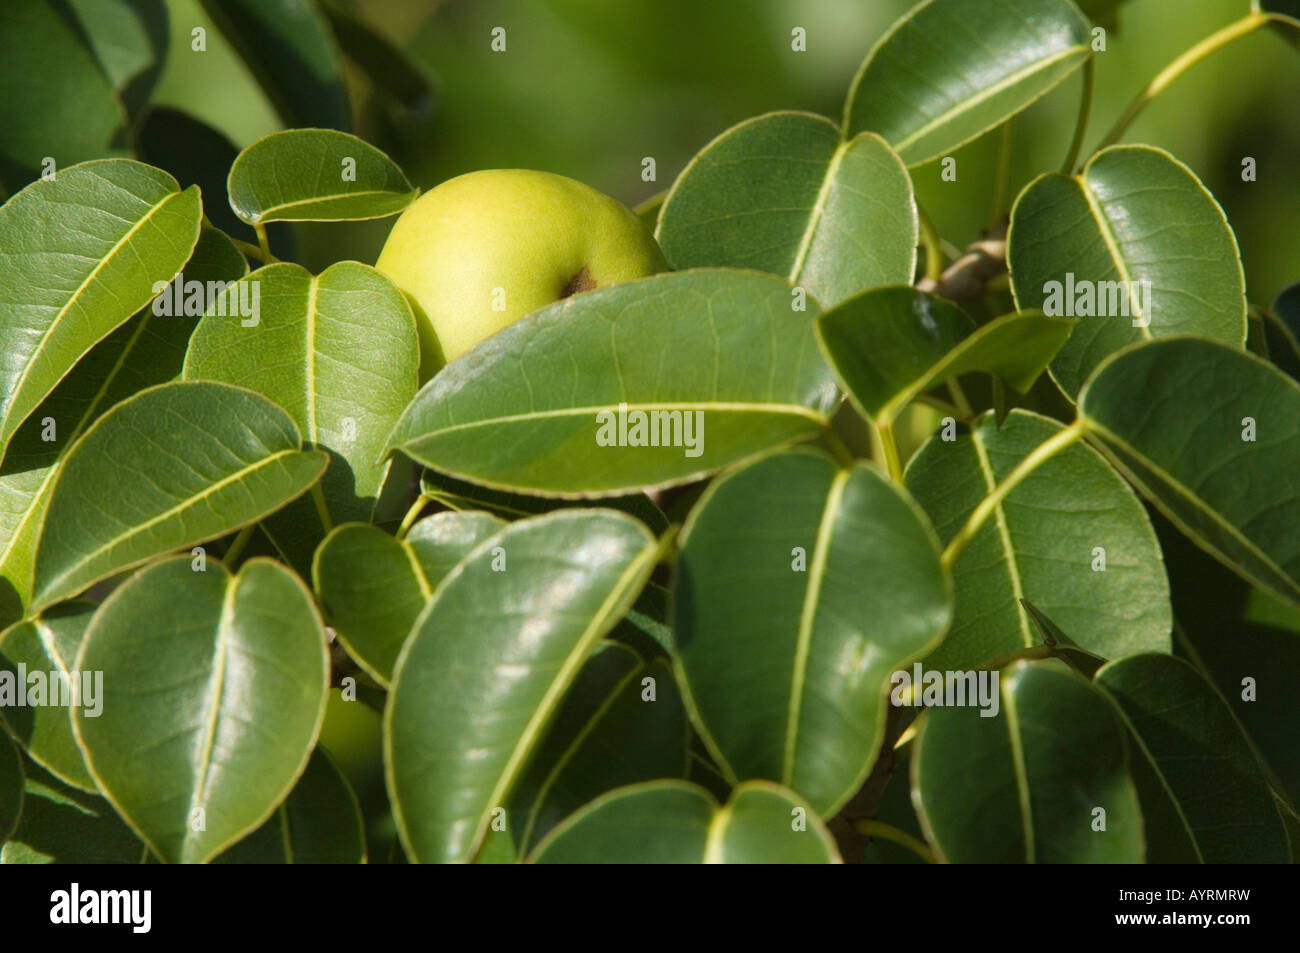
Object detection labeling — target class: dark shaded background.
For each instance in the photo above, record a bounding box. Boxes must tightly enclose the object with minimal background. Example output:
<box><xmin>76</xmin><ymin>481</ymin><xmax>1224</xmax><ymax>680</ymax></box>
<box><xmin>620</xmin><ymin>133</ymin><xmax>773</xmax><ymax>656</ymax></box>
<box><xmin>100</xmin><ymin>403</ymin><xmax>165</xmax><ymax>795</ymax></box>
<box><xmin>150</xmin><ymin>0</ymin><xmax>1300</xmax><ymax>302</ymax></box>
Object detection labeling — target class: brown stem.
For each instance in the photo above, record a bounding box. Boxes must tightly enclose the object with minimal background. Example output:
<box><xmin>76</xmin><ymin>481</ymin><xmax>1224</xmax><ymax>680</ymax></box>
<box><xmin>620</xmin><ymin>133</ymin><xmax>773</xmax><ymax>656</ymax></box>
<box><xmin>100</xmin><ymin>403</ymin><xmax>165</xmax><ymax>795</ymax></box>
<box><xmin>917</xmin><ymin>222</ymin><xmax>1008</xmax><ymax>304</ymax></box>
<box><xmin>830</xmin><ymin>703</ymin><xmax>908</xmax><ymax>862</ymax></box>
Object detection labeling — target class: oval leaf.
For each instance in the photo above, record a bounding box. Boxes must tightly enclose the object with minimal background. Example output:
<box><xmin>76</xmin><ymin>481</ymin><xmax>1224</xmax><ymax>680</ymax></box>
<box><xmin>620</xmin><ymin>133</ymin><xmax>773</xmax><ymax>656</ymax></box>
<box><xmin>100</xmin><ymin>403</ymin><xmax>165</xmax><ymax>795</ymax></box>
<box><xmin>227</xmin><ymin>129</ymin><xmax>416</xmax><ymax>225</ymax></box>
<box><xmin>385</xmin><ymin>270</ymin><xmax>839</xmax><ymax>497</ymax></box>
<box><xmin>816</xmin><ymin>286</ymin><xmax>1073</xmax><ymax>424</ymax></box>
<box><xmin>1008</xmin><ymin>145</ymin><xmax>1247</xmax><ymax>396</ymax></box>
<box><xmin>1160</xmin><ymin>519</ymin><xmax>1300</xmax><ymax>811</ymax></box>
<box><xmin>528</xmin><ymin>780</ymin><xmax>840</xmax><ymax>864</ymax></box>
<box><xmin>656</xmin><ymin>112</ymin><xmax>916</xmax><ymax>308</ymax></box>
<box><xmin>844</xmin><ymin>0</ymin><xmax>1092</xmax><ymax>166</ymax></box>
<box><xmin>0</xmin><ymin>159</ymin><xmax>203</xmax><ymax>461</ymax></box>
<box><xmin>1094</xmin><ymin>653</ymin><xmax>1287</xmax><ymax>863</ymax></box>
<box><xmin>72</xmin><ymin>556</ymin><xmax>329</xmax><ymax>864</ymax></box>
<box><xmin>912</xmin><ymin>661</ymin><xmax>1144</xmax><ymax>862</ymax></box>
<box><xmin>1</xmin><ymin>762</ymin><xmax>146</xmax><ymax>863</ymax></box>
<box><xmin>0</xmin><ymin>3</ymin><xmax>128</xmax><ymax>191</ymax></box>
<box><xmin>312</xmin><ymin>511</ymin><xmax>505</xmax><ymax>685</ymax></box>
<box><xmin>1078</xmin><ymin>336</ymin><xmax>1300</xmax><ymax>607</ymax></box>
<box><xmin>385</xmin><ymin>510</ymin><xmax>659</xmax><ymax>863</ymax></box>
<box><xmin>510</xmin><ymin>644</ymin><xmax>688</xmax><ymax>853</ymax></box>
<box><xmin>0</xmin><ymin>600</ymin><xmax>97</xmax><ymax>791</ymax></box>
<box><xmin>69</xmin><ymin>0</ymin><xmax>168</xmax><ymax>123</ymax></box>
<box><xmin>30</xmin><ymin>381</ymin><xmax>328</xmax><ymax>609</ymax></box>
<box><xmin>183</xmin><ymin>261</ymin><xmax>419</xmax><ymax>529</ymax></box>
<box><xmin>214</xmin><ymin>748</ymin><xmax>364</xmax><ymax>864</ymax></box>
<box><xmin>905</xmin><ymin>409</ymin><xmax>1171</xmax><ymax>671</ymax></box>
<box><xmin>196</xmin><ymin>0</ymin><xmax>350</xmax><ymax>130</ymax></box>
<box><xmin>673</xmin><ymin>448</ymin><xmax>951</xmax><ymax>816</ymax></box>
<box><xmin>0</xmin><ymin>226</ymin><xmax>248</xmax><ymax>628</ymax></box>
<box><xmin>317</xmin><ymin>0</ymin><xmax>434</xmax><ymax>111</ymax></box>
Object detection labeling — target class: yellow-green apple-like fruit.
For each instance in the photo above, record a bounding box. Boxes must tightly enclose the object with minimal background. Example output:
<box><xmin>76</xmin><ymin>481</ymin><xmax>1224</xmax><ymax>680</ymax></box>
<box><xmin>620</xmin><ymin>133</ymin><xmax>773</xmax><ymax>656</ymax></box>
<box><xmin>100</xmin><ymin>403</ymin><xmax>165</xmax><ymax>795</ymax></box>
<box><xmin>375</xmin><ymin>169</ymin><xmax>666</xmax><ymax>379</ymax></box>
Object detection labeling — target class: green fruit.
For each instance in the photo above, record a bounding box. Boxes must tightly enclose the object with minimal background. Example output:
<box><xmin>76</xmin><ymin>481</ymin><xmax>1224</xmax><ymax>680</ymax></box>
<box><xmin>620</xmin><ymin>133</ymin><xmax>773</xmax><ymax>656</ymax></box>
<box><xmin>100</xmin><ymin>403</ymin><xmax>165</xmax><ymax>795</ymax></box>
<box><xmin>375</xmin><ymin>169</ymin><xmax>666</xmax><ymax>378</ymax></box>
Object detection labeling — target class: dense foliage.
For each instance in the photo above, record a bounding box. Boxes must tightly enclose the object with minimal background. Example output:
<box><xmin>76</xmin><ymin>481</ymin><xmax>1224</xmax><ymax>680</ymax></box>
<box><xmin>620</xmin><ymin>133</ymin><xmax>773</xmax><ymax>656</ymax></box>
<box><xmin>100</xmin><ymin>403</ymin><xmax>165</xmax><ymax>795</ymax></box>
<box><xmin>1</xmin><ymin>0</ymin><xmax>1298</xmax><ymax>864</ymax></box>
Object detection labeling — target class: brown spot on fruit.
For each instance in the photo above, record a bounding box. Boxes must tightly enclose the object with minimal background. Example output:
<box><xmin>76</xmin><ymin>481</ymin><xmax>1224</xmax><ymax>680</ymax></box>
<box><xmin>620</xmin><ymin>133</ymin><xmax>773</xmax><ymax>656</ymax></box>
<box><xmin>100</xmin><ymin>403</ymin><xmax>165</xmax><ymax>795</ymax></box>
<box><xmin>560</xmin><ymin>266</ymin><xmax>596</xmax><ymax>298</ymax></box>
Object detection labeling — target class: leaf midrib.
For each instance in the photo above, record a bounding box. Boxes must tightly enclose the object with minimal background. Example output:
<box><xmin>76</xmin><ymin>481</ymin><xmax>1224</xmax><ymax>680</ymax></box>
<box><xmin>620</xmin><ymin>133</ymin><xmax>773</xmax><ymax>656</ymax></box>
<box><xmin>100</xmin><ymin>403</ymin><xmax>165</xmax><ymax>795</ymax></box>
<box><xmin>0</xmin><ymin>313</ymin><xmax>157</xmax><ymax>574</ymax></box>
<box><xmin>1100</xmin><ymin>686</ymin><xmax>1206</xmax><ymax>862</ymax></box>
<box><xmin>184</xmin><ymin>572</ymin><xmax>237</xmax><ymax>862</ymax></box>
<box><xmin>788</xmin><ymin>138</ymin><xmax>851</xmax><ymax>284</ymax></box>
<box><xmin>891</xmin><ymin>45</ymin><xmax>1089</xmax><ymax>153</ymax></box>
<box><xmin>466</xmin><ymin>534</ymin><xmax>658</xmax><ymax>862</ymax></box>
<box><xmin>969</xmin><ymin>428</ymin><xmax>1033</xmax><ymax>646</ymax></box>
<box><xmin>1082</xmin><ymin>418</ymin><xmax>1300</xmax><ymax>601</ymax></box>
<box><xmin>2</xmin><ymin>188</ymin><xmax>184</xmax><ymax>435</ymax></box>
<box><xmin>409</xmin><ymin>401</ymin><xmax>827</xmax><ymax>441</ymax></box>
<box><xmin>304</xmin><ymin>275</ymin><xmax>321</xmax><ymax>445</ymax></box>
<box><xmin>1002</xmin><ymin>677</ymin><xmax>1035</xmax><ymax>863</ymax></box>
<box><xmin>242</xmin><ymin>187</ymin><xmax>413</xmax><ymax>224</ymax></box>
<box><xmin>783</xmin><ymin>468</ymin><xmax>849</xmax><ymax>785</ymax></box>
<box><xmin>1074</xmin><ymin>174</ymin><xmax>1149</xmax><ymax>335</ymax></box>
<box><xmin>35</xmin><ymin>448</ymin><xmax>309</xmax><ymax>605</ymax></box>
<box><xmin>518</xmin><ymin>658</ymin><xmax>642</xmax><ymax>850</ymax></box>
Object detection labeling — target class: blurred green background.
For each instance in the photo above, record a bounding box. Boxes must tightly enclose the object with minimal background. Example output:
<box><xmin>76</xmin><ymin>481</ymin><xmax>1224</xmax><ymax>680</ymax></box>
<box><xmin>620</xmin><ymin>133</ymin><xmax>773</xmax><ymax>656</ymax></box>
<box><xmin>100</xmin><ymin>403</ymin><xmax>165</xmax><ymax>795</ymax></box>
<box><xmin>24</xmin><ymin>0</ymin><xmax>1300</xmax><ymax>301</ymax></box>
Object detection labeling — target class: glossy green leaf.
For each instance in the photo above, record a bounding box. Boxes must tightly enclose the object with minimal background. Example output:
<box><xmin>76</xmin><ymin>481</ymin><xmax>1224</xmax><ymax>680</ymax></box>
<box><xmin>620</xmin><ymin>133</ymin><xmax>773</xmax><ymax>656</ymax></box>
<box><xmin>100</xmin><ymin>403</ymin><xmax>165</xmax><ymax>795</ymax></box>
<box><xmin>1018</xmin><ymin>599</ymin><xmax>1106</xmax><ymax>677</ymax></box>
<box><xmin>386</xmin><ymin>270</ymin><xmax>839</xmax><ymax>497</ymax></box>
<box><xmin>1008</xmin><ymin>145</ymin><xmax>1247</xmax><ymax>396</ymax></box>
<box><xmin>0</xmin><ymin>226</ymin><xmax>247</xmax><ymax>628</ymax></box>
<box><xmin>673</xmin><ymin>448</ymin><xmax>951</xmax><ymax>816</ymax></box>
<box><xmin>913</xmin><ymin>661</ymin><xmax>1144</xmax><ymax>863</ymax></box>
<box><xmin>30</xmin><ymin>381</ymin><xmax>328</xmax><ymax>609</ymax></box>
<box><xmin>68</xmin><ymin>0</ymin><xmax>169</xmax><ymax>123</ymax></box>
<box><xmin>1079</xmin><ymin>336</ymin><xmax>1300</xmax><ymax>607</ymax></box>
<box><xmin>1094</xmin><ymin>653</ymin><xmax>1287</xmax><ymax>863</ymax></box>
<box><xmin>419</xmin><ymin>470</ymin><xmax>669</xmax><ymax>534</ymax></box>
<box><xmin>0</xmin><ymin>159</ymin><xmax>203</xmax><ymax>462</ymax></box>
<box><xmin>0</xmin><ymin>2</ymin><xmax>128</xmax><ymax>192</ymax></box>
<box><xmin>0</xmin><ymin>600</ymin><xmax>97</xmax><ymax>791</ymax></box>
<box><xmin>528</xmin><ymin>780</ymin><xmax>840</xmax><ymax>864</ymax></box>
<box><xmin>183</xmin><ymin>261</ymin><xmax>419</xmax><ymax>531</ymax></box>
<box><xmin>475</xmin><ymin>826</ymin><xmax>517</xmax><ymax>865</ymax></box>
<box><xmin>72</xmin><ymin>557</ymin><xmax>329</xmax><ymax>865</ymax></box>
<box><xmin>816</xmin><ymin>287</ymin><xmax>1072</xmax><ymax>425</ymax></box>
<box><xmin>227</xmin><ymin>130</ymin><xmax>415</xmax><ymax>226</ymax></box>
<box><xmin>1</xmin><ymin>761</ymin><xmax>147</xmax><ymax>863</ymax></box>
<box><xmin>312</xmin><ymin>511</ymin><xmax>505</xmax><ymax>685</ymax></box>
<box><xmin>317</xmin><ymin>0</ymin><xmax>435</xmax><ymax>111</ymax></box>
<box><xmin>1156</xmin><ymin>509</ymin><xmax>1300</xmax><ymax>811</ymax></box>
<box><xmin>844</xmin><ymin>0</ymin><xmax>1092</xmax><ymax>166</ymax></box>
<box><xmin>196</xmin><ymin>0</ymin><xmax>350</xmax><ymax>130</ymax></box>
<box><xmin>511</xmin><ymin>644</ymin><xmax>688</xmax><ymax>852</ymax></box>
<box><xmin>386</xmin><ymin>510</ymin><xmax>659</xmax><ymax>863</ymax></box>
<box><xmin>609</xmin><ymin>580</ymin><xmax>673</xmax><ymax>659</ymax></box>
<box><xmin>1262</xmin><ymin>281</ymin><xmax>1300</xmax><ymax>380</ymax></box>
<box><xmin>905</xmin><ymin>409</ymin><xmax>1170</xmax><ymax>671</ymax></box>
<box><xmin>0</xmin><ymin>726</ymin><xmax>20</xmax><ymax>843</ymax></box>
<box><xmin>688</xmin><ymin>740</ymin><xmax>733</xmax><ymax>803</ymax></box>
<box><xmin>214</xmin><ymin>748</ymin><xmax>364</xmax><ymax>864</ymax></box>
<box><xmin>656</xmin><ymin>112</ymin><xmax>916</xmax><ymax>307</ymax></box>
<box><xmin>1190</xmin><ymin>624</ymin><xmax>1300</xmax><ymax>812</ymax></box>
